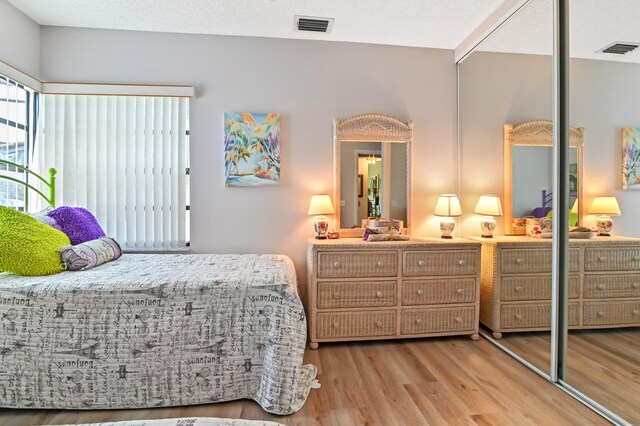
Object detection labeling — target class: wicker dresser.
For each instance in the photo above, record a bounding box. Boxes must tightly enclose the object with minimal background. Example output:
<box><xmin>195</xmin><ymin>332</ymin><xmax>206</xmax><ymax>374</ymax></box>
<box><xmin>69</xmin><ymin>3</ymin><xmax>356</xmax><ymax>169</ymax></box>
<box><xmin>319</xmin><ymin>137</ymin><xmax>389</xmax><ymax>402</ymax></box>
<box><xmin>474</xmin><ymin>236</ymin><xmax>640</xmax><ymax>338</ymax></box>
<box><xmin>306</xmin><ymin>237</ymin><xmax>481</xmax><ymax>349</ymax></box>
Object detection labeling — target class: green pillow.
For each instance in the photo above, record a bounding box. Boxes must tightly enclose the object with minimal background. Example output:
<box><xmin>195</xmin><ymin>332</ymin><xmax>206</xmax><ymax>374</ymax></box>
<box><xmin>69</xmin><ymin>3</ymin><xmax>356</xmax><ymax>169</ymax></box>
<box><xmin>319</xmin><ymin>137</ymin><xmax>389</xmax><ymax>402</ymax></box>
<box><xmin>0</xmin><ymin>206</ymin><xmax>70</xmax><ymax>276</ymax></box>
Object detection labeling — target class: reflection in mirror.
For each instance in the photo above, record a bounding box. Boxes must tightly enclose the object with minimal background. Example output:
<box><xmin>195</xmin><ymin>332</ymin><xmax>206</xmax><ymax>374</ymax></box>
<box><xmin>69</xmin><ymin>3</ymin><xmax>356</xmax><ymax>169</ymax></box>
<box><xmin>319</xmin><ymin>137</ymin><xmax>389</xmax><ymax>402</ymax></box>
<box><xmin>459</xmin><ymin>0</ymin><xmax>554</xmax><ymax>377</ymax></box>
<box><xmin>504</xmin><ymin>120</ymin><xmax>584</xmax><ymax>235</ymax></box>
<box><xmin>334</xmin><ymin>114</ymin><xmax>412</xmax><ymax>232</ymax></box>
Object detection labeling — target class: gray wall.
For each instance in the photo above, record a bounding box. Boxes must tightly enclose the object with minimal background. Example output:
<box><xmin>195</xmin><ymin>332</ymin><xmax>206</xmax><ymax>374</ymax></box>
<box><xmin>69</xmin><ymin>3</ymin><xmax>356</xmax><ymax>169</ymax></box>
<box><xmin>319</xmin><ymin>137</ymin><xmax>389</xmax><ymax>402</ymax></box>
<box><xmin>40</xmin><ymin>26</ymin><xmax>458</xmax><ymax>284</ymax></box>
<box><xmin>460</xmin><ymin>51</ymin><xmax>640</xmax><ymax>238</ymax></box>
<box><xmin>0</xmin><ymin>0</ymin><xmax>40</xmax><ymax>78</ymax></box>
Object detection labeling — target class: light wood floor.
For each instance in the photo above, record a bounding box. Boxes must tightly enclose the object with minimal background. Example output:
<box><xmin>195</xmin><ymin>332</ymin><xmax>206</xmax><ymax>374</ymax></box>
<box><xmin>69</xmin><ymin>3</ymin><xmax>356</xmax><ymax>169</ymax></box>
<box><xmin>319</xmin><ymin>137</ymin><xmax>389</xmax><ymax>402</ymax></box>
<box><xmin>0</xmin><ymin>338</ymin><xmax>608</xmax><ymax>426</ymax></box>
<box><xmin>497</xmin><ymin>328</ymin><xmax>640</xmax><ymax>424</ymax></box>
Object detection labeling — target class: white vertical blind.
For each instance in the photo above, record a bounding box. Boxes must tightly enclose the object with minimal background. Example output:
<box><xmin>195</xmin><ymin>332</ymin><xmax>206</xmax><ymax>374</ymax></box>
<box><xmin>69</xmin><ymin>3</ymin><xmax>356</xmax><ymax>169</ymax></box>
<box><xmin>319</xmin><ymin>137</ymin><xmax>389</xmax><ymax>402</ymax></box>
<box><xmin>37</xmin><ymin>94</ymin><xmax>189</xmax><ymax>249</ymax></box>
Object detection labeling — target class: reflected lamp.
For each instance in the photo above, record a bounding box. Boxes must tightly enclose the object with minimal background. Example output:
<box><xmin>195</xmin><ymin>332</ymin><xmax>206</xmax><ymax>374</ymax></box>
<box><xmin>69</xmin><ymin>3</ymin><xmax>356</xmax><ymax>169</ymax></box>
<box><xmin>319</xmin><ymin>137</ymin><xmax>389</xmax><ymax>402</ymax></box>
<box><xmin>474</xmin><ymin>194</ymin><xmax>502</xmax><ymax>238</ymax></box>
<box><xmin>589</xmin><ymin>196</ymin><xmax>621</xmax><ymax>236</ymax></box>
<box><xmin>434</xmin><ymin>194</ymin><xmax>462</xmax><ymax>239</ymax></box>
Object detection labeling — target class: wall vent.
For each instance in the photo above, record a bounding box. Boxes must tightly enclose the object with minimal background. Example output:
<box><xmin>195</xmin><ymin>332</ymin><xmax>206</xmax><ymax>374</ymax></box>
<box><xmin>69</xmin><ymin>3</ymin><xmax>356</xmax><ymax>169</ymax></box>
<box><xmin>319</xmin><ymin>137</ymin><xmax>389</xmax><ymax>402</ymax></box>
<box><xmin>599</xmin><ymin>42</ymin><xmax>639</xmax><ymax>55</ymax></box>
<box><xmin>295</xmin><ymin>15</ymin><xmax>334</xmax><ymax>33</ymax></box>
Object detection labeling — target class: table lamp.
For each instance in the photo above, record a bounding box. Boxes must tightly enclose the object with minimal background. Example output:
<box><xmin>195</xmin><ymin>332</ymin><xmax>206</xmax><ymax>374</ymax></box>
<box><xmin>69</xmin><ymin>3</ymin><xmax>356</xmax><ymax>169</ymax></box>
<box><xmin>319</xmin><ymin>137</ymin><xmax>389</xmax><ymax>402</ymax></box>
<box><xmin>589</xmin><ymin>196</ymin><xmax>621</xmax><ymax>236</ymax></box>
<box><xmin>434</xmin><ymin>194</ymin><xmax>462</xmax><ymax>239</ymax></box>
<box><xmin>308</xmin><ymin>195</ymin><xmax>335</xmax><ymax>239</ymax></box>
<box><xmin>474</xmin><ymin>194</ymin><xmax>502</xmax><ymax>238</ymax></box>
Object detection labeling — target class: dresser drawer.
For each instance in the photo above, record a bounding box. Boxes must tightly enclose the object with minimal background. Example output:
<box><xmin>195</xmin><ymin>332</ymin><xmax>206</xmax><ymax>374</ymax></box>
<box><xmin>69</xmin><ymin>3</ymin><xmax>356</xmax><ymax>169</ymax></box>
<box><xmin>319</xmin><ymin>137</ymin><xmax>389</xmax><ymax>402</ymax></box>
<box><xmin>500</xmin><ymin>303</ymin><xmax>579</xmax><ymax>329</ymax></box>
<box><xmin>401</xmin><ymin>307</ymin><xmax>475</xmax><ymax>335</ymax></box>
<box><xmin>500</xmin><ymin>248</ymin><xmax>579</xmax><ymax>274</ymax></box>
<box><xmin>584</xmin><ymin>247</ymin><xmax>640</xmax><ymax>272</ymax></box>
<box><xmin>500</xmin><ymin>275</ymin><xmax>580</xmax><ymax>301</ymax></box>
<box><xmin>316</xmin><ymin>310</ymin><xmax>396</xmax><ymax>338</ymax></box>
<box><xmin>317</xmin><ymin>280</ymin><xmax>397</xmax><ymax>308</ymax></box>
<box><xmin>403</xmin><ymin>250</ymin><xmax>477</xmax><ymax>277</ymax></box>
<box><xmin>583</xmin><ymin>301</ymin><xmax>640</xmax><ymax>326</ymax></box>
<box><xmin>584</xmin><ymin>274</ymin><xmax>640</xmax><ymax>299</ymax></box>
<box><xmin>402</xmin><ymin>278</ymin><xmax>476</xmax><ymax>305</ymax></box>
<box><xmin>317</xmin><ymin>251</ymin><xmax>397</xmax><ymax>278</ymax></box>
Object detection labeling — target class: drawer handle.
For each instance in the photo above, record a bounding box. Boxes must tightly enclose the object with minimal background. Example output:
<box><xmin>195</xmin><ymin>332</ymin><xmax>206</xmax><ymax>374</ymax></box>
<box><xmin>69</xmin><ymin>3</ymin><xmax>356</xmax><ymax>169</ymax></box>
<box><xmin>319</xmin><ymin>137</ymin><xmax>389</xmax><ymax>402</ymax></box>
<box><xmin>375</xmin><ymin>320</ymin><xmax>383</xmax><ymax>328</ymax></box>
<box><xmin>332</xmin><ymin>323</ymin><xmax>339</xmax><ymax>329</ymax></box>
<box><xmin>376</xmin><ymin>291</ymin><xmax>383</xmax><ymax>298</ymax></box>
<box><xmin>418</xmin><ymin>260</ymin><xmax>425</xmax><ymax>266</ymax></box>
<box><xmin>598</xmin><ymin>284</ymin><xmax>606</xmax><ymax>290</ymax></box>
<box><xmin>417</xmin><ymin>289</ymin><xmax>424</xmax><ymax>295</ymax></box>
<box><xmin>515</xmin><ymin>314</ymin><xmax>522</xmax><ymax>320</ymax></box>
<box><xmin>458</xmin><ymin>260</ymin><xmax>466</xmax><ymax>266</ymax></box>
<box><xmin>456</xmin><ymin>288</ymin><xmax>463</xmax><ymax>294</ymax></box>
<box><xmin>415</xmin><ymin>318</ymin><xmax>423</xmax><ymax>325</ymax></box>
<box><xmin>633</xmin><ymin>283</ymin><xmax>640</xmax><ymax>289</ymax></box>
<box><xmin>377</xmin><ymin>261</ymin><xmax>384</xmax><ymax>268</ymax></box>
<box><xmin>598</xmin><ymin>311</ymin><xmax>605</xmax><ymax>317</ymax></box>
<box><xmin>515</xmin><ymin>286</ymin><xmax>523</xmax><ymax>292</ymax></box>
<box><xmin>598</xmin><ymin>257</ymin><xmax>607</xmax><ymax>262</ymax></box>
<box><xmin>333</xmin><ymin>292</ymin><xmax>340</xmax><ymax>299</ymax></box>
<box><xmin>633</xmin><ymin>310</ymin><xmax>639</xmax><ymax>316</ymax></box>
<box><xmin>333</xmin><ymin>261</ymin><xmax>341</xmax><ymax>268</ymax></box>
<box><xmin>455</xmin><ymin>317</ymin><xmax>463</xmax><ymax>323</ymax></box>
<box><xmin>516</xmin><ymin>258</ymin><xmax>524</xmax><ymax>264</ymax></box>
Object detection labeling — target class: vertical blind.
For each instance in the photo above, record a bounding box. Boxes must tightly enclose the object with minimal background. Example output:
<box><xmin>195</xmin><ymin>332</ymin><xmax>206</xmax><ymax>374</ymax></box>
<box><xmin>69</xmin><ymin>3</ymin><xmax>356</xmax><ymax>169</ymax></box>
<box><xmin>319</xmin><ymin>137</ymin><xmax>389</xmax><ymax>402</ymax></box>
<box><xmin>36</xmin><ymin>95</ymin><xmax>189</xmax><ymax>249</ymax></box>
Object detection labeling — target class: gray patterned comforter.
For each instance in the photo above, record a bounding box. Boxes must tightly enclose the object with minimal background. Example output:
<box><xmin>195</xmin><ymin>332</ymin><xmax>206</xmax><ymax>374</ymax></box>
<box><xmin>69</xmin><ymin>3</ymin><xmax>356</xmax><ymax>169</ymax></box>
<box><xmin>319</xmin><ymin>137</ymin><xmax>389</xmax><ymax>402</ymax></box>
<box><xmin>0</xmin><ymin>254</ymin><xmax>316</xmax><ymax>415</ymax></box>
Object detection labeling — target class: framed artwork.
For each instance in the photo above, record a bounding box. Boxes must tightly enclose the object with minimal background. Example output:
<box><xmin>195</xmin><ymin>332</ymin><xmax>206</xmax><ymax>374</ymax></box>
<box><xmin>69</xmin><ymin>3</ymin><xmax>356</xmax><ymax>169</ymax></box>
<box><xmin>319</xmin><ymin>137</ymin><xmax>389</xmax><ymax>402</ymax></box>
<box><xmin>224</xmin><ymin>112</ymin><xmax>281</xmax><ymax>187</ymax></box>
<box><xmin>622</xmin><ymin>128</ymin><xmax>640</xmax><ymax>190</ymax></box>
<box><xmin>358</xmin><ymin>174</ymin><xmax>363</xmax><ymax>198</ymax></box>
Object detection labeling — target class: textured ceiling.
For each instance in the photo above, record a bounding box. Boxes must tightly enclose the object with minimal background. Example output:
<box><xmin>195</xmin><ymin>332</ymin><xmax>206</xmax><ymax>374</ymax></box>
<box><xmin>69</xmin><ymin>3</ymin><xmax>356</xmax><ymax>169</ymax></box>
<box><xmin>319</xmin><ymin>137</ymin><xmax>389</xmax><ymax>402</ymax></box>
<box><xmin>7</xmin><ymin>0</ymin><xmax>505</xmax><ymax>49</ymax></box>
<box><xmin>478</xmin><ymin>0</ymin><xmax>640</xmax><ymax>64</ymax></box>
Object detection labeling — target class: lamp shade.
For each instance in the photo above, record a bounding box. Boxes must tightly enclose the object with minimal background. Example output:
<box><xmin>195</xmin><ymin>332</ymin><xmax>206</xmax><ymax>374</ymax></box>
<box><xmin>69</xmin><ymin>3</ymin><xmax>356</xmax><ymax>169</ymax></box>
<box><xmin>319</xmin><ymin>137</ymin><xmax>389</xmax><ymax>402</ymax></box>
<box><xmin>589</xmin><ymin>196</ymin><xmax>621</xmax><ymax>216</ymax></box>
<box><xmin>570</xmin><ymin>199</ymin><xmax>579</xmax><ymax>214</ymax></box>
<box><xmin>308</xmin><ymin>195</ymin><xmax>335</xmax><ymax>215</ymax></box>
<box><xmin>434</xmin><ymin>194</ymin><xmax>462</xmax><ymax>217</ymax></box>
<box><xmin>474</xmin><ymin>194</ymin><xmax>503</xmax><ymax>216</ymax></box>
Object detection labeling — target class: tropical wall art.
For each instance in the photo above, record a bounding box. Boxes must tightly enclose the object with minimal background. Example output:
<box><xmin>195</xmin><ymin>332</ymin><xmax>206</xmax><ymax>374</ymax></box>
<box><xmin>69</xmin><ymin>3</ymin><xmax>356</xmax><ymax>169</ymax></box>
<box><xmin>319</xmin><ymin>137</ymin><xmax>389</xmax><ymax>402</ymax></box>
<box><xmin>622</xmin><ymin>127</ymin><xmax>640</xmax><ymax>190</ymax></box>
<box><xmin>224</xmin><ymin>112</ymin><xmax>281</xmax><ymax>187</ymax></box>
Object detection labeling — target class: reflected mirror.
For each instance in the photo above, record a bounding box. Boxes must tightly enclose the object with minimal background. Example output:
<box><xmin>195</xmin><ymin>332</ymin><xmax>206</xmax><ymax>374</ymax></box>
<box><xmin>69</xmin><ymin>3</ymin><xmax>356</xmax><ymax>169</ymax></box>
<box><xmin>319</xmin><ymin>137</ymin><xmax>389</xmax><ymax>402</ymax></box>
<box><xmin>504</xmin><ymin>120</ymin><xmax>584</xmax><ymax>235</ymax></box>
<box><xmin>334</xmin><ymin>114</ymin><xmax>412</xmax><ymax>231</ymax></box>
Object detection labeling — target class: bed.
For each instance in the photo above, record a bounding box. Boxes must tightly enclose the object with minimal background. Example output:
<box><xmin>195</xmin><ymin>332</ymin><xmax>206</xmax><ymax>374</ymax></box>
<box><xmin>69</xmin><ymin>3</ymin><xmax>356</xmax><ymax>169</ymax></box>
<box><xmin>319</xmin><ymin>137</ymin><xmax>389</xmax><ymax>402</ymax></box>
<box><xmin>0</xmin><ymin>161</ymin><xmax>317</xmax><ymax>414</ymax></box>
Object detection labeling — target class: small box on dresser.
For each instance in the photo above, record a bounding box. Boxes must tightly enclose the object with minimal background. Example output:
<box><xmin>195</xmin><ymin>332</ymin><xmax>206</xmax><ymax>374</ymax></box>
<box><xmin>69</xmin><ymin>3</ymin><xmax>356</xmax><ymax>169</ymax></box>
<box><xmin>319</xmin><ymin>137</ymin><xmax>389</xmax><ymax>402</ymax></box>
<box><xmin>306</xmin><ymin>237</ymin><xmax>482</xmax><ymax>349</ymax></box>
<box><xmin>474</xmin><ymin>235</ymin><xmax>640</xmax><ymax>338</ymax></box>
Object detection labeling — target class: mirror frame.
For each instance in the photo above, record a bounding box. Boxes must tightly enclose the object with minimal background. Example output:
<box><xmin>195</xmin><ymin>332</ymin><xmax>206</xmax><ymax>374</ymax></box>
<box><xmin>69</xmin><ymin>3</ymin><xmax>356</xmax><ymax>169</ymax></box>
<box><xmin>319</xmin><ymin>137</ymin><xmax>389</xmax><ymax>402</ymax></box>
<box><xmin>333</xmin><ymin>113</ymin><xmax>413</xmax><ymax>235</ymax></box>
<box><xmin>504</xmin><ymin>119</ymin><xmax>584</xmax><ymax>235</ymax></box>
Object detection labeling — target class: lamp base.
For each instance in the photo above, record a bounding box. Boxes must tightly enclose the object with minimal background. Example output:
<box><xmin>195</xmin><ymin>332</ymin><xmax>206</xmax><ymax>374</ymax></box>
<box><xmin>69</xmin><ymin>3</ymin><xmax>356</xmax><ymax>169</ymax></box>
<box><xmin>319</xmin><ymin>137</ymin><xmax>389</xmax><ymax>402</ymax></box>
<box><xmin>479</xmin><ymin>216</ymin><xmax>496</xmax><ymax>238</ymax></box>
<box><xmin>314</xmin><ymin>215</ymin><xmax>329</xmax><ymax>239</ymax></box>
<box><xmin>439</xmin><ymin>217</ymin><xmax>455</xmax><ymax>239</ymax></box>
<box><xmin>595</xmin><ymin>215</ymin><xmax>613</xmax><ymax>237</ymax></box>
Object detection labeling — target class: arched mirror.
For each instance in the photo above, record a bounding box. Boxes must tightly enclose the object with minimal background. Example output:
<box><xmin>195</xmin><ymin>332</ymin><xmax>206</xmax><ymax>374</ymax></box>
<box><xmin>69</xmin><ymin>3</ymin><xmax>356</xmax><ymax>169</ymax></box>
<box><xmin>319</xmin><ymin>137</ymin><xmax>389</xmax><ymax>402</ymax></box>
<box><xmin>504</xmin><ymin>120</ymin><xmax>584</xmax><ymax>235</ymax></box>
<box><xmin>333</xmin><ymin>114</ymin><xmax>412</xmax><ymax>234</ymax></box>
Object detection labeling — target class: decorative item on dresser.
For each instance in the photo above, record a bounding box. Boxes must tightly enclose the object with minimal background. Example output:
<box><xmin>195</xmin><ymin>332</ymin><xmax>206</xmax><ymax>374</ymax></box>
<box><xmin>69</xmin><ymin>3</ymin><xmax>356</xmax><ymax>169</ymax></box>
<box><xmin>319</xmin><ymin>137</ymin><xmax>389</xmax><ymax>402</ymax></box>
<box><xmin>308</xmin><ymin>194</ymin><xmax>335</xmax><ymax>239</ymax></box>
<box><xmin>306</xmin><ymin>237</ymin><xmax>481</xmax><ymax>349</ymax></box>
<box><xmin>474</xmin><ymin>236</ymin><xmax>640</xmax><ymax>339</ymax></box>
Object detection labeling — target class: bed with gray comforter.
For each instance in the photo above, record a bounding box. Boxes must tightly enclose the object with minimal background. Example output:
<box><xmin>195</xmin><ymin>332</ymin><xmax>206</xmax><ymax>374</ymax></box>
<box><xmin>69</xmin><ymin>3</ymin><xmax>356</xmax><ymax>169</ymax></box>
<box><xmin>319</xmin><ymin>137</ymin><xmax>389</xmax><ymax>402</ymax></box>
<box><xmin>0</xmin><ymin>254</ymin><xmax>316</xmax><ymax>415</ymax></box>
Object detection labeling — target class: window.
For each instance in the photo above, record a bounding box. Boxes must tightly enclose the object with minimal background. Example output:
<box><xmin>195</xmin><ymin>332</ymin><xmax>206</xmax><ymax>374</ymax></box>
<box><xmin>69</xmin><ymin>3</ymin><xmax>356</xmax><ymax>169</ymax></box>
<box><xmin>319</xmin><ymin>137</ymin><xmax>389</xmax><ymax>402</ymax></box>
<box><xmin>36</xmin><ymin>95</ymin><xmax>190</xmax><ymax>249</ymax></box>
<box><xmin>0</xmin><ymin>75</ymin><xmax>36</xmax><ymax>211</ymax></box>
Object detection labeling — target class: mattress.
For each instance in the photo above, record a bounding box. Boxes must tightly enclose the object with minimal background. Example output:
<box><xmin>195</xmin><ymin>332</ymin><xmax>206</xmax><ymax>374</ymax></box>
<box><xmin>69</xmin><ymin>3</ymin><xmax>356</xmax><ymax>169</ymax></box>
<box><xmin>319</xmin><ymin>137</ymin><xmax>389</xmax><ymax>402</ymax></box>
<box><xmin>0</xmin><ymin>254</ymin><xmax>316</xmax><ymax>415</ymax></box>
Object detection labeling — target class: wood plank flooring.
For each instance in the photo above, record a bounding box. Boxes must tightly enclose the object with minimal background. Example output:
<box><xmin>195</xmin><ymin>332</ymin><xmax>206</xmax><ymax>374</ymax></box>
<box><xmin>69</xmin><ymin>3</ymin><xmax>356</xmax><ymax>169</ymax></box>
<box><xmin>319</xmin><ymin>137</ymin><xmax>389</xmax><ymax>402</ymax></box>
<box><xmin>496</xmin><ymin>328</ymin><xmax>640</xmax><ymax>424</ymax></box>
<box><xmin>0</xmin><ymin>338</ymin><xmax>608</xmax><ymax>426</ymax></box>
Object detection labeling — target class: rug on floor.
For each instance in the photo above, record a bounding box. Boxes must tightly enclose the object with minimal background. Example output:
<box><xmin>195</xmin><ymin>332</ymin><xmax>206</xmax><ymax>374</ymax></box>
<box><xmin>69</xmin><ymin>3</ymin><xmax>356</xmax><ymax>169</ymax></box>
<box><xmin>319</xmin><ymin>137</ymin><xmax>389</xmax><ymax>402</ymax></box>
<box><xmin>44</xmin><ymin>418</ymin><xmax>284</xmax><ymax>426</ymax></box>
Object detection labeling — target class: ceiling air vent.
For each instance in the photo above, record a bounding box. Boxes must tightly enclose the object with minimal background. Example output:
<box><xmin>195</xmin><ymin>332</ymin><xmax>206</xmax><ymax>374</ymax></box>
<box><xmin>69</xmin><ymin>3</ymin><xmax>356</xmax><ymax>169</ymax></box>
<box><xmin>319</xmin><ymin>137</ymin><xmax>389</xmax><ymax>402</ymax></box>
<box><xmin>599</xmin><ymin>42</ymin><xmax>639</xmax><ymax>55</ymax></box>
<box><xmin>295</xmin><ymin>15</ymin><xmax>334</xmax><ymax>33</ymax></box>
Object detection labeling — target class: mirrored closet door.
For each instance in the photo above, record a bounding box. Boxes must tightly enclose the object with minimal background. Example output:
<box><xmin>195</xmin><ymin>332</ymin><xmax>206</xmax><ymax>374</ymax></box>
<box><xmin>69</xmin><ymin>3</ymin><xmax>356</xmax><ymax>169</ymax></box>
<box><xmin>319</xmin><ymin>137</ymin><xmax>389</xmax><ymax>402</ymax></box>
<box><xmin>563</xmin><ymin>1</ymin><xmax>640</xmax><ymax>423</ymax></box>
<box><xmin>458</xmin><ymin>0</ymin><xmax>555</xmax><ymax>377</ymax></box>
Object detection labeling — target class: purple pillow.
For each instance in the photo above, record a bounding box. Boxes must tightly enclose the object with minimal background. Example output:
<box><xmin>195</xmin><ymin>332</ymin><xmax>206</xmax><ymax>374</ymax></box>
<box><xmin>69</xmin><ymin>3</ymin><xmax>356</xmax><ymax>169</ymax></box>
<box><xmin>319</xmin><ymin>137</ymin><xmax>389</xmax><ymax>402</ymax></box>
<box><xmin>47</xmin><ymin>206</ymin><xmax>106</xmax><ymax>245</ymax></box>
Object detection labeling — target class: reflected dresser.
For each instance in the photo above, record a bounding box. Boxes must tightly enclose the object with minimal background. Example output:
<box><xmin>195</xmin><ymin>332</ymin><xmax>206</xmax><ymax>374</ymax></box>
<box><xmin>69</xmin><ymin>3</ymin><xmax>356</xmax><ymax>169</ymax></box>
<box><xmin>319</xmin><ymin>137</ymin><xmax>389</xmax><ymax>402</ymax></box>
<box><xmin>306</xmin><ymin>238</ymin><xmax>481</xmax><ymax>349</ymax></box>
<box><xmin>474</xmin><ymin>236</ymin><xmax>640</xmax><ymax>338</ymax></box>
